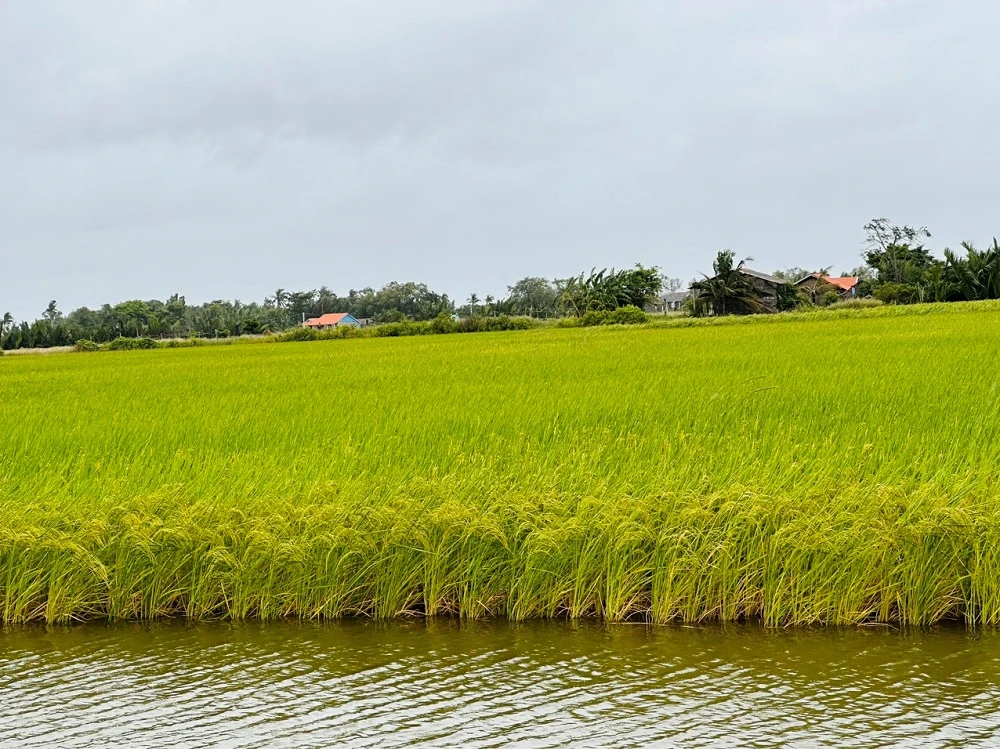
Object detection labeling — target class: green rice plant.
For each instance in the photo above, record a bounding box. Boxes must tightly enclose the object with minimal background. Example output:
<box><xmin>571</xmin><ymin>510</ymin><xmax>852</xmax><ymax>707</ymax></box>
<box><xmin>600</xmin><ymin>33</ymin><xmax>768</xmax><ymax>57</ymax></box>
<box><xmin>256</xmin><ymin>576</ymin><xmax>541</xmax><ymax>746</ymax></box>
<box><xmin>3</xmin><ymin>301</ymin><xmax>1000</xmax><ymax>625</ymax></box>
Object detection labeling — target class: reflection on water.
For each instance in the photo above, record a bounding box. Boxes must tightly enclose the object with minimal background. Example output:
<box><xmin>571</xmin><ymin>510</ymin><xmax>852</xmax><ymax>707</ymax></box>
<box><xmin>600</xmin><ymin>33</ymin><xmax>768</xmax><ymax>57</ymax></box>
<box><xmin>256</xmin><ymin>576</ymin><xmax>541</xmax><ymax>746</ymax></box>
<box><xmin>2</xmin><ymin>620</ymin><xmax>1000</xmax><ymax>747</ymax></box>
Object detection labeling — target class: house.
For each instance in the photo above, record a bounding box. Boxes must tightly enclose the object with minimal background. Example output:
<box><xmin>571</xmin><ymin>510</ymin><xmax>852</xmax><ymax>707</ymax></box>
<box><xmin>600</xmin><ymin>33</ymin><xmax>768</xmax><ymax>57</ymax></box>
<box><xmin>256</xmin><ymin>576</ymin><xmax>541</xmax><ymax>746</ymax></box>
<box><xmin>795</xmin><ymin>274</ymin><xmax>861</xmax><ymax>302</ymax></box>
<box><xmin>646</xmin><ymin>291</ymin><xmax>691</xmax><ymax>314</ymax></box>
<box><xmin>737</xmin><ymin>267</ymin><xmax>788</xmax><ymax>309</ymax></box>
<box><xmin>302</xmin><ymin>313</ymin><xmax>361</xmax><ymax>330</ymax></box>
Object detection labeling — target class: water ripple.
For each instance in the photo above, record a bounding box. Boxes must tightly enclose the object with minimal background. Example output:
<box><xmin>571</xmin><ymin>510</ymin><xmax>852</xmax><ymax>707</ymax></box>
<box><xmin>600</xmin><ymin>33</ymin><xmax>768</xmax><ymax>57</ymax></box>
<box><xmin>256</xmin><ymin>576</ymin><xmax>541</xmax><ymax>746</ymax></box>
<box><xmin>3</xmin><ymin>621</ymin><xmax>1000</xmax><ymax>748</ymax></box>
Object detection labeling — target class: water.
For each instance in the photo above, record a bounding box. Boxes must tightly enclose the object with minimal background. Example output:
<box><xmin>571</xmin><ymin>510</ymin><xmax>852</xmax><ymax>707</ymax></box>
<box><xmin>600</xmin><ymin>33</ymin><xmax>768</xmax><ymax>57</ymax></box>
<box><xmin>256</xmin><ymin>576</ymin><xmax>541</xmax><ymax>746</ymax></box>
<box><xmin>3</xmin><ymin>620</ymin><xmax>1000</xmax><ymax>748</ymax></box>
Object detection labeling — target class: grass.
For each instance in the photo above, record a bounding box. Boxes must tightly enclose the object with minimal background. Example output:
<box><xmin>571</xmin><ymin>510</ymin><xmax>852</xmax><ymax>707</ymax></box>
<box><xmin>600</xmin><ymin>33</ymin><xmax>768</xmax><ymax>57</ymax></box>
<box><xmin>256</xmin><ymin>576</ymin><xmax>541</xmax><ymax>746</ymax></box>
<box><xmin>2</xmin><ymin>300</ymin><xmax>1000</xmax><ymax>625</ymax></box>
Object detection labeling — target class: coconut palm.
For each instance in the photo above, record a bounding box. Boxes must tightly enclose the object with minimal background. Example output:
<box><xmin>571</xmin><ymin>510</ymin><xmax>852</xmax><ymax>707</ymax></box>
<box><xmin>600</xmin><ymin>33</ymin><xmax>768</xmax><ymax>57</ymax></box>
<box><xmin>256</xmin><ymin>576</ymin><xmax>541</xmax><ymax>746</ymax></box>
<box><xmin>690</xmin><ymin>251</ymin><xmax>766</xmax><ymax>316</ymax></box>
<box><xmin>944</xmin><ymin>239</ymin><xmax>1000</xmax><ymax>301</ymax></box>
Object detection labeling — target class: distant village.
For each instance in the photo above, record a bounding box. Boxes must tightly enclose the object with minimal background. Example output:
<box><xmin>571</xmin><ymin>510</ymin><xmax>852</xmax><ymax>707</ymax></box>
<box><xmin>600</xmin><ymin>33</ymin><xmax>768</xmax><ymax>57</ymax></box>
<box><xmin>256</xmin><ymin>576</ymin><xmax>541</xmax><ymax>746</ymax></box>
<box><xmin>4</xmin><ymin>218</ymin><xmax>998</xmax><ymax>349</ymax></box>
<box><xmin>645</xmin><ymin>269</ymin><xmax>861</xmax><ymax>315</ymax></box>
<box><xmin>301</xmin><ymin>269</ymin><xmax>863</xmax><ymax>331</ymax></box>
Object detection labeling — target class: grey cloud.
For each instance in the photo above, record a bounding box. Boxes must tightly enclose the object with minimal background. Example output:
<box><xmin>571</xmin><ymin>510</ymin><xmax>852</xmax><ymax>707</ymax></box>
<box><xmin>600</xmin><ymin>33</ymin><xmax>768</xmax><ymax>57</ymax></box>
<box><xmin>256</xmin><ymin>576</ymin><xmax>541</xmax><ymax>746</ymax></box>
<box><xmin>3</xmin><ymin>0</ymin><xmax>617</xmax><ymax>156</ymax></box>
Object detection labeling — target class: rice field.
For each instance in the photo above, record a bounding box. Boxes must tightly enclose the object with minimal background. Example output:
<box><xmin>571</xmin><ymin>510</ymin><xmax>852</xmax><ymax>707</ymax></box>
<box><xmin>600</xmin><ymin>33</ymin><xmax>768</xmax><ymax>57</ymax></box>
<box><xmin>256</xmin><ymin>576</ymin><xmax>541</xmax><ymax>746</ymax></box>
<box><xmin>3</xmin><ymin>301</ymin><xmax>1000</xmax><ymax>625</ymax></box>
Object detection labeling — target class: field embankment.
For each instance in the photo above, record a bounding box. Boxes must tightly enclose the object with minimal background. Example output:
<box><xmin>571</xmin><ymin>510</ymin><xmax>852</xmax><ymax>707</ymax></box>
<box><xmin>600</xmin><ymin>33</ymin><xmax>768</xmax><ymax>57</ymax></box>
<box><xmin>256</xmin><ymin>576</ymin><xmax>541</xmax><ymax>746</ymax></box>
<box><xmin>3</xmin><ymin>301</ymin><xmax>1000</xmax><ymax>625</ymax></box>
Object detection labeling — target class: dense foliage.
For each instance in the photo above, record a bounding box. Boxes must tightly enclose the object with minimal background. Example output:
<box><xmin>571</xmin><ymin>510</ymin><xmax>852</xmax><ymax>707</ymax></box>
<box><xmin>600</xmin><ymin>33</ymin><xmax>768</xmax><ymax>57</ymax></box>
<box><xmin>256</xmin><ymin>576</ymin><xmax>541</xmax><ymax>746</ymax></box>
<box><xmin>858</xmin><ymin>219</ymin><xmax>1000</xmax><ymax>304</ymax></box>
<box><xmin>557</xmin><ymin>266</ymin><xmax>663</xmax><ymax>315</ymax></box>
<box><xmin>1</xmin><ymin>267</ymin><xmax>660</xmax><ymax>350</ymax></box>
<box><xmin>0</xmin><ymin>283</ymin><xmax>456</xmax><ymax>350</ymax></box>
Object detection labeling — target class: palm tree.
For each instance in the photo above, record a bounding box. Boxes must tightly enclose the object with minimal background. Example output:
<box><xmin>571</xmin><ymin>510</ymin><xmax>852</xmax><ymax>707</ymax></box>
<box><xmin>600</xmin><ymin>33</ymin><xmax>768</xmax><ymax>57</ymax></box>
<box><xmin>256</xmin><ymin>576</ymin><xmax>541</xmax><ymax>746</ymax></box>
<box><xmin>272</xmin><ymin>289</ymin><xmax>289</xmax><ymax>309</ymax></box>
<box><xmin>484</xmin><ymin>295</ymin><xmax>495</xmax><ymax>315</ymax></box>
<box><xmin>690</xmin><ymin>251</ymin><xmax>766</xmax><ymax>316</ymax></box>
<box><xmin>468</xmin><ymin>293</ymin><xmax>480</xmax><ymax>316</ymax></box>
<box><xmin>944</xmin><ymin>239</ymin><xmax>1000</xmax><ymax>301</ymax></box>
<box><xmin>1</xmin><ymin>312</ymin><xmax>12</xmax><ymax>335</ymax></box>
<box><xmin>316</xmin><ymin>286</ymin><xmax>336</xmax><ymax>314</ymax></box>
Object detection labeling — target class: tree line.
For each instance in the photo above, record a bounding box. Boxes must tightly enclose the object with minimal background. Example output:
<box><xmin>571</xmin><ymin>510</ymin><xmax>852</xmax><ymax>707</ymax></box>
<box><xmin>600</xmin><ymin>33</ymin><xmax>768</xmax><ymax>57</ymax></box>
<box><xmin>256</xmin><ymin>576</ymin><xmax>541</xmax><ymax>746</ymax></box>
<box><xmin>690</xmin><ymin>218</ymin><xmax>1000</xmax><ymax>316</ymax></box>
<box><xmin>854</xmin><ymin>219</ymin><xmax>1000</xmax><ymax>304</ymax></box>
<box><xmin>5</xmin><ymin>218</ymin><xmax>999</xmax><ymax>349</ymax></box>
<box><xmin>1</xmin><ymin>267</ymin><xmax>670</xmax><ymax>350</ymax></box>
<box><xmin>786</xmin><ymin>218</ymin><xmax>1000</xmax><ymax>306</ymax></box>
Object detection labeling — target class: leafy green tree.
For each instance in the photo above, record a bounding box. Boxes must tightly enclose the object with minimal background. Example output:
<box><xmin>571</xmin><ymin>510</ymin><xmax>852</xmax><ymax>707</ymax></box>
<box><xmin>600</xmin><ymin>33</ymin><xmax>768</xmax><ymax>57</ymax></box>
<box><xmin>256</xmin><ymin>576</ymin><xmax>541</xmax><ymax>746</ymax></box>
<box><xmin>352</xmin><ymin>282</ymin><xmax>452</xmax><ymax>321</ymax></box>
<box><xmin>506</xmin><ymin>277</ymin><xmax>559</xmax><ymax>317</ymax></box>
<box><xmin>164</xmin><ymin>294</ymin><xmax>187</xmax><ymax>326</ymax></box>
<box><xmin>862</xmin><ymin>218</ymin><xmax>935</xmax><ymax>285</ymax></box>
<box><xmin>111</xmin><ymin>300</ymin><xmax>152</xmax><ymax>337</ymax></box>
<box><xmin>618</xmin><ymin>265</ymin><xmax>664</xmax><ymax>309</ymax></box>
<box><xmin>874</xmin><ymin>283</ymin><xmax>922</xmax><ymax>305</ymax></box>
<box><xmin>858</xmin><ymin>218</ymin><xmax>943</xmax><ymax>303</ymax></box>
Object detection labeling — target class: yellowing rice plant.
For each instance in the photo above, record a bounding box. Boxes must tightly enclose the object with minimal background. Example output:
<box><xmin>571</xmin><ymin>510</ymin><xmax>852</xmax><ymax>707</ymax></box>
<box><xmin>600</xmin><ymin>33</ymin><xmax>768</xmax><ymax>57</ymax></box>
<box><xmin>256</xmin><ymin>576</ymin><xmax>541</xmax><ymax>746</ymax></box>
<box><xmin>3</xmin><ymin>301</ymin><xmax>1000</xmax><ymax>625</ymax></box>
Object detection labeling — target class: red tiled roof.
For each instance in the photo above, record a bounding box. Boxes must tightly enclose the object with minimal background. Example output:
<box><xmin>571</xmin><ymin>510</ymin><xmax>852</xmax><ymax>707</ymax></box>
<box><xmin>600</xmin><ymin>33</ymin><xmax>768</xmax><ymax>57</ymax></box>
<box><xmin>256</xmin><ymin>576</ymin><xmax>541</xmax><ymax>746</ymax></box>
<box><xmin>303</xmin><ymin>313</ymin><xmax>351</xmax><ymax>327</ymax></box>
<box><xmin>796</xmin><ymin>273</ymin><xmax>860</xmax><ymax>291</ymax></box>
<box><xmin>821</xmin><ymin>276</ymin><xmax>860</xmax><ymax>291</ymax></box>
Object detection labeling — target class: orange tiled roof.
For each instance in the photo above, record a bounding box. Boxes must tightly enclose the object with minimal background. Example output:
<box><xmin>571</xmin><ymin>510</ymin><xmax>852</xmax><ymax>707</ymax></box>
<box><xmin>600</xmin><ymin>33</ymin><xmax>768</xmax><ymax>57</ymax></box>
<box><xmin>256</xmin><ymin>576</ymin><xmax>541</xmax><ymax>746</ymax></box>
<box><xmin>821</xmin><ymin>276</ymin><xmax>860</xmax><ymax>291</ymax></box>
<box><xmin>304</xmin><ymin>313</ymin><xmax>351</xmax><ymax>327</ymax></box>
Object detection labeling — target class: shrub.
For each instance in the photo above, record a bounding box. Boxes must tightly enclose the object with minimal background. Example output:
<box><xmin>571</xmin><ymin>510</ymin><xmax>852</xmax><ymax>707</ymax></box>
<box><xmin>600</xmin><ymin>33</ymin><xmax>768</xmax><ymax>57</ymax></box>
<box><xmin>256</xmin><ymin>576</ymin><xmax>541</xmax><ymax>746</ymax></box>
<box><xmin>483</xmin><ymin>315</ymin><xmax>534</xmax><ymax>331</ymax></box>
<box><xmin>605</xmin><ymin>305</ymin><xmax>649</xmax><ymax>325</ymax></box>
<box><xmin>317</xmin><ymin>325</ymin><xmax>366</xmax><ymax>340</ymax></box>
<box><xmin>430</xmin><ymin>313</ymin><xmax>459</xmax><ymax>335</ymax></box>
<box><xmin>373</xmin><ymin>321</ymin><xmax>431</xmax><ymax>337</ymax></box>
<box><xmin>74</xmin><ymin>339</ymin><xmax>101</xmax><ymax>352</ymax></box>
<box><xmin>276</xmin><ymin>327</ymin><xmax>319</xmax><ymax>343</ymax></box>
<box><xmin>556</xmin><ymin>317</ymin><xmax>582</xmax><ymax>328</ymax></box>
<box><xmin>162</xmin><ymin>337</ymin><xmax>207</xmax><ymax>348</ymax></box>
<box><xmin>457</xmin><ymin>316</ymin><xmax>486</xmax><ymax>333</ymax></box>
<box><xmin>820</xmin><ymin>291</ymin><xmax>842</xmax><ymax>307</ymax></box>
<box><xmin>874</xmin><ymin>283</ymin><xmax>921</xmax><ymax>305</ymax></box>
<box><xmin>580</xmin><ymin>310</ymin><xmax>610</xmax><ymax>327</ymax></box>
<box><xmin>106</xmin><ymin>337</ymin><xmax>157</xmax><ymax>351</ymax></box>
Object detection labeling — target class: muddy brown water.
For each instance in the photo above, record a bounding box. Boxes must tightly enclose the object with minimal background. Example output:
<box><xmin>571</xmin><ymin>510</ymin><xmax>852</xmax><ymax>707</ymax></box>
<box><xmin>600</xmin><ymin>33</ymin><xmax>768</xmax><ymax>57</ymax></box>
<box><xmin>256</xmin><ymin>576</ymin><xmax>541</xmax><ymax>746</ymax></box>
<box><xmin>2</xmin><ymin>620</ymin><xmax>1000</xmax><ymax>747</ymax></box>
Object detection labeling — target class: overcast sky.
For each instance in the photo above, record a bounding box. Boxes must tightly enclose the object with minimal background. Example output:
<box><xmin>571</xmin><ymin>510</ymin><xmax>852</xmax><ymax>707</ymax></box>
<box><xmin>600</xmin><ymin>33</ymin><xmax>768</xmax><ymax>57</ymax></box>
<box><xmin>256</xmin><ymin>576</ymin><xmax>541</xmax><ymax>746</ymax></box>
<box><xmin>2</xmin><ymin>0</ymin><xmax>999</xmax><ymax>319</ymax></box>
